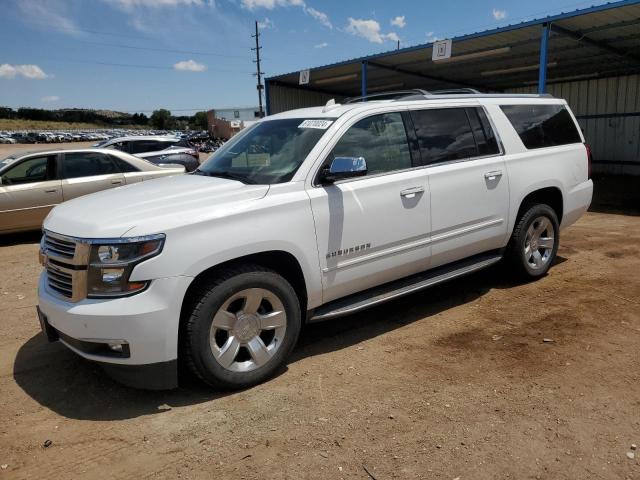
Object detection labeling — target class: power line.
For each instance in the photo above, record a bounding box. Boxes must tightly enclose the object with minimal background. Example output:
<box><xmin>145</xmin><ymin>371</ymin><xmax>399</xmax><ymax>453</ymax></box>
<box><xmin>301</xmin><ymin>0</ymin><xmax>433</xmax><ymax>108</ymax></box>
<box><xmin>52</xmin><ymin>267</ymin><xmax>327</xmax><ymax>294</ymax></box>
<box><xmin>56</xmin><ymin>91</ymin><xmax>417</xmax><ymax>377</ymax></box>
<box><xmin>77</xmin><ymin>39</ymin><xmax>255</xmax><ymax>59</ymax></box>
<box><xmin>21</xmin><ymin>19</ymin><xmax>157</xmax><ymax>41</ymax></box>
<box><xmin>46</xmin><ymin>57</ymin><xmax>256</xmax><ymax>74</ymax></box>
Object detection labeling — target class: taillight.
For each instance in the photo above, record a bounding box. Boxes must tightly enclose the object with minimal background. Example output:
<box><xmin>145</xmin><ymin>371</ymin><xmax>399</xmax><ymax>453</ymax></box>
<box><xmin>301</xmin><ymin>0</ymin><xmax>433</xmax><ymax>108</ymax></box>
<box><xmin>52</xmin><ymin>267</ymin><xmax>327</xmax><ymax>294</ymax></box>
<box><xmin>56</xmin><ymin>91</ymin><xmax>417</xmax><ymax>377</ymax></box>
<box><xmin>584</xmin><ymin>143</ymin><xmax>593</xmax><ymax>179</ymax></box>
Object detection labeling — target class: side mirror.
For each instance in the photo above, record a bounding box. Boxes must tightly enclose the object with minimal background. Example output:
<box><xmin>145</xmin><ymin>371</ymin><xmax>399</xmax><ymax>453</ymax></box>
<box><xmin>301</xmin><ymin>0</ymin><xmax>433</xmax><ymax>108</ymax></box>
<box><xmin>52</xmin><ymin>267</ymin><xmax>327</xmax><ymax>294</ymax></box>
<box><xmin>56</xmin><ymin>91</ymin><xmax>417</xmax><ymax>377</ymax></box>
<box><xmin>321</xmin><ymin>156</ymin><xmax>367</xmax><ymax>184</ymax></box>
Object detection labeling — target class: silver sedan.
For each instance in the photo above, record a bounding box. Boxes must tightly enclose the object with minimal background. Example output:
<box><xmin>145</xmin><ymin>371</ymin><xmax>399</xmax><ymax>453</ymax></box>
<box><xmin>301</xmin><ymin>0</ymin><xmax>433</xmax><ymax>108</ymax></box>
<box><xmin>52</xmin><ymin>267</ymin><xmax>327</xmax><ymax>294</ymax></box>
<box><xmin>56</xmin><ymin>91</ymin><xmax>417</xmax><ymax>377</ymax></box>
<box><xmin>0</xmin><ymin>148</ymin><xmax>185</xmax><ymax>234</ymax></box>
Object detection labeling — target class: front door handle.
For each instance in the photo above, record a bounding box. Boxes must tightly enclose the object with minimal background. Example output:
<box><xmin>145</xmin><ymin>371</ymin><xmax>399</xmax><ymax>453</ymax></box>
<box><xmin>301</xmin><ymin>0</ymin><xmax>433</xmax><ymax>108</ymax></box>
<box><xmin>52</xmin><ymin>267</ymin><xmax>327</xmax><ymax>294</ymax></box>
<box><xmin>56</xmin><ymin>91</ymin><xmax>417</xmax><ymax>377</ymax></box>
<box><xmin>111</xmin><ymin>180</ymin><xmax>123</xmax><ymax>185</ymax></box>
<box><xmin>400</xmin><ymin>186</ymin><xmax>425</xmax><ymax>198</ymax></box>
<box><xmin>44</xmin><ymin>188</ymin><xmax>58</xmax><ymax>193</ymax></box>
<box><xmin>484</xmin><ymin>170</ymin><xmax>503</xmax><ymax>181</ymax></box>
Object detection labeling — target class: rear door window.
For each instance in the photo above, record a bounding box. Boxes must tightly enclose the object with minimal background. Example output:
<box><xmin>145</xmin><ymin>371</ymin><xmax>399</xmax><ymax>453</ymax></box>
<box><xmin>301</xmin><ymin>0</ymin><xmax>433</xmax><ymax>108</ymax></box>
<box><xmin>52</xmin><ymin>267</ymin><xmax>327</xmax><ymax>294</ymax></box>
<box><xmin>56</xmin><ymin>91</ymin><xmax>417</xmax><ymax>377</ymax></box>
<box><xmin>129</xmin><ymin>140</ymin><xmax>163</xmax><ymax>154</ymax></box>
<box><xmin>500</xmin><ymin>104</ymin><xmax>582</xmax><ymax>149</ymax></box>
<box><xmin>63</xmin><ymin>152</ymin><xmax>120</xmax><ymax>179</ymax></box>
<box><xmin>410</xmin><ymin>108</ymin><xmax>477</xmax><ymax>165</ymax></box>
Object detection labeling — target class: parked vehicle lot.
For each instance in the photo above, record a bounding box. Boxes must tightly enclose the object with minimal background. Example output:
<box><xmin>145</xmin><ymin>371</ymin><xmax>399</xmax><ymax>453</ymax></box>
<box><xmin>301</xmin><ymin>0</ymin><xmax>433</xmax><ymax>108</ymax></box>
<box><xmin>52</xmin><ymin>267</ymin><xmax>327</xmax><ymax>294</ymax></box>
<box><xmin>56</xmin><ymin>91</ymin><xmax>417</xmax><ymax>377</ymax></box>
<box><xmin>0</xmin><ymin>183</ymin><xmax>638</xmax><ymax>479</ymax></box>
<box><xmin>0</xmin><ymin>142</ymin><xmax>213</xmax><ymax>166</ymax></box>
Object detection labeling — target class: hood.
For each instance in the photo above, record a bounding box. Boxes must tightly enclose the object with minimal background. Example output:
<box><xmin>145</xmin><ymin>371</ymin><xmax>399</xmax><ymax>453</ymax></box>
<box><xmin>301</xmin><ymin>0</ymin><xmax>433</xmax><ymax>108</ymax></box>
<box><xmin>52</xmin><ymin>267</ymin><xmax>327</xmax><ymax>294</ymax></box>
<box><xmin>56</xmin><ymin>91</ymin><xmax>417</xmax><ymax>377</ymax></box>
<box><xmin>44</xmin><ymin>174</ymin><xmax>269</xmax><ymax>238</ymax></box>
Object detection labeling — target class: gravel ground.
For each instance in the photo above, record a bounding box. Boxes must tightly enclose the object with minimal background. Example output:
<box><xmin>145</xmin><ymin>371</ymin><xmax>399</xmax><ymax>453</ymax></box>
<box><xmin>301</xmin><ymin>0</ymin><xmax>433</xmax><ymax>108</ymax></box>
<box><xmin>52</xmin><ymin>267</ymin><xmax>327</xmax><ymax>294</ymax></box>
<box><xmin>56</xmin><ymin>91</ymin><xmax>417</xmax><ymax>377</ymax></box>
<box><xmin>0</xmin><ymin>159</ymin><xmax>638</xmax><ymax>479</ymax></box>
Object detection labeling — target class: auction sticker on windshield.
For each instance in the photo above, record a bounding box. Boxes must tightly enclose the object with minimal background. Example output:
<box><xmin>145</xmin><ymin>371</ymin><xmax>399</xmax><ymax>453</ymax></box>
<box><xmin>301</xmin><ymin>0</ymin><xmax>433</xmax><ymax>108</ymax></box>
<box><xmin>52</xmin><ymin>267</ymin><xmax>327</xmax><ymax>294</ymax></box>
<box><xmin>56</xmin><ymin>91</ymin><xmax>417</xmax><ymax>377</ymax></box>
<box><xmin>298</xmin><ymin>120</ymin><xmax>333</xmax><ymax>129</ymax></box>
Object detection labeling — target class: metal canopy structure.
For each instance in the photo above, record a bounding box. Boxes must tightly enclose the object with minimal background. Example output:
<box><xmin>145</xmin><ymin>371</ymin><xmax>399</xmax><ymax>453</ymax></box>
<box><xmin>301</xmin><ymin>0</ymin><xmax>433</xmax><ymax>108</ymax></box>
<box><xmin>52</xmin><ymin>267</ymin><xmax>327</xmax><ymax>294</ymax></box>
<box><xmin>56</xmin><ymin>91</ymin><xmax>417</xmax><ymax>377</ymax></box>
<box><xmin>265</xmin><ymin>0</ymin><xmax>640</xmax><ymax>113</ymax></box>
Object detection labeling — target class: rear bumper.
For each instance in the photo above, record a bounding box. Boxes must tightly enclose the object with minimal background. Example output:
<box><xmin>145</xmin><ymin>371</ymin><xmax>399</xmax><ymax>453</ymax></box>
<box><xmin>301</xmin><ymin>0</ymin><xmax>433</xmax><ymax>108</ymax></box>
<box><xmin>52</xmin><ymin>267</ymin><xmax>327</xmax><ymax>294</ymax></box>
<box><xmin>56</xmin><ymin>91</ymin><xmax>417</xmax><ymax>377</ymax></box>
<box><xmin>37</xmin><ymin>272</ymin><xmax>193</xmax><ymax>389</ymax></box>
<box><xmin>561</xmin><ymin>179</ymin><xmax>593</xmax><ymax>230</ymax></box>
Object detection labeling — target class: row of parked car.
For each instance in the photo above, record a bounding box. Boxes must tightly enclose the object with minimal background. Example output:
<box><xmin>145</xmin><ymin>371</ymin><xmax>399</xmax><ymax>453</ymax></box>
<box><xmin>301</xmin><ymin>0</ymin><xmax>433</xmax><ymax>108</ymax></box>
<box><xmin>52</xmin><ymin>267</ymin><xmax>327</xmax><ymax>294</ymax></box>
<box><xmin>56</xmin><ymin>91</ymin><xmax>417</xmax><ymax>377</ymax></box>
<box><xmin>0</xmin><ymin>129</ymin><xmax>211</xmax><ymax>145</ymax></box>
<box><xmin>0</xmin><ymin>133</ymin><xmax>226</xmax><ymax>233</ymax></box>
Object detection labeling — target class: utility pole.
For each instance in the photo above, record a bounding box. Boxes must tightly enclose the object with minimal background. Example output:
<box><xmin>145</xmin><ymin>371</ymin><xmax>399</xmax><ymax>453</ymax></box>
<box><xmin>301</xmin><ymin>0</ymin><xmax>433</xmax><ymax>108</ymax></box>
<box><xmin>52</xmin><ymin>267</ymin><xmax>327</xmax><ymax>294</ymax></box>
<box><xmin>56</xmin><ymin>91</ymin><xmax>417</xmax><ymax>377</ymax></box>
<box><xmin>252</xmin><ymin>20</ymin><xmax>265</xmax><ymax>117</ymax></box>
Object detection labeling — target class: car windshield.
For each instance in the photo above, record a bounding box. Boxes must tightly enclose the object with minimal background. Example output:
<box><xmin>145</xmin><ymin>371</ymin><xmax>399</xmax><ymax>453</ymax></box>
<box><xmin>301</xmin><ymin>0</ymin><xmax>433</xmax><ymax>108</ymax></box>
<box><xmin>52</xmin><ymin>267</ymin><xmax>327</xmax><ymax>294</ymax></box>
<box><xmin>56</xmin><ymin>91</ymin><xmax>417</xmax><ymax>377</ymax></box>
<box><xmin>195</xmin><ymin>118</ymin><xmax>333</xmax><ymax>184</ymax></box>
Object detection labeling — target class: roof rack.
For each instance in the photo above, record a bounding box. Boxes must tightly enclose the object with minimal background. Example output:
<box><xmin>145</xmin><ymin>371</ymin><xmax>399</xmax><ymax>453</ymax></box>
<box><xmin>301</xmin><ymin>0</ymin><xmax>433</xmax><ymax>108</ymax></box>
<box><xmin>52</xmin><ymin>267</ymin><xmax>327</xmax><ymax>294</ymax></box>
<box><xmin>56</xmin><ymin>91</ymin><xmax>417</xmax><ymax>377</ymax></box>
<box><xmin>343</xmin><ymin>88</ymin><xmax>554</xmax><ymax>104</ymax></box>
<box><xmin>430</xmin><ymin>88</ymin><xmax>482</xmax><ymax>95</ymax></box>
<box><xmin>344</xmin><ymin>89</ymin><xmax>430</xmax><ymax>103</ymax></box>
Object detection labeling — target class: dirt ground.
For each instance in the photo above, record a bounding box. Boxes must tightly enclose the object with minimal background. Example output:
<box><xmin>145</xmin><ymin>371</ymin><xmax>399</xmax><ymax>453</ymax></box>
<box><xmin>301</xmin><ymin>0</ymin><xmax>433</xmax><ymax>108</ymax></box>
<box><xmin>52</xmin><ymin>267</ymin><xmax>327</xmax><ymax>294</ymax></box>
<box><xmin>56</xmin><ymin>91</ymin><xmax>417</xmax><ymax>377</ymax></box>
<box><xmin>0</xmin><ymin>169</ymin><xmax>639</xmax><ymax>479</ymax></box>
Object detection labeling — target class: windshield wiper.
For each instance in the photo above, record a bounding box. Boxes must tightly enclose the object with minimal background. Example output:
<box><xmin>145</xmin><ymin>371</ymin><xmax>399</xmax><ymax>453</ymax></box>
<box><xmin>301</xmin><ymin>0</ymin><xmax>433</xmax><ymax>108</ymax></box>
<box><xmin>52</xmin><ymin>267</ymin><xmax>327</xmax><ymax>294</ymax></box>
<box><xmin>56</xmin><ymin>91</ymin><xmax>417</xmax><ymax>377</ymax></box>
<box><xmin>193</xmin><ymin>169</ymin><xmax>256</xmax><ymax>184</ymax></box>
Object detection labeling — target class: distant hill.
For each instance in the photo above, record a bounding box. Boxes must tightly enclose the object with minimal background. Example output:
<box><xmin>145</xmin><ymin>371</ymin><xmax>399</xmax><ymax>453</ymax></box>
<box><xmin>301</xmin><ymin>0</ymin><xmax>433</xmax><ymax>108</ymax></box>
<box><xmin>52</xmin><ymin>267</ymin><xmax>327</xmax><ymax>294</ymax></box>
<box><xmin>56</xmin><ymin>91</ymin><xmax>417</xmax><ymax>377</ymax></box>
<box><xmin>0</xmin><ymin>118</ymin><xmax>146</xmax><ymax>131</ymax></box>
<box><xmin>63</xmin><ymin>108</ymin><xmax>131</xmax><ymax>119</ymax></box>
<box><xmin>0</xmin><ymin>106</ymin><xmax>148</xmax><ymax>126</ymax></box>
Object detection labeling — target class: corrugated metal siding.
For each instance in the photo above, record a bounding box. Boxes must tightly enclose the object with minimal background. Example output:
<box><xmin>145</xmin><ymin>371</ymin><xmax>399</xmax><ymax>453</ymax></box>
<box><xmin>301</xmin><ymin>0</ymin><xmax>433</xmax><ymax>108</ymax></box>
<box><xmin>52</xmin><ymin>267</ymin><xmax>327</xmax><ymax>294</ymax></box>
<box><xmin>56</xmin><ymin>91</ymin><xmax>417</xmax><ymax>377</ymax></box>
<box><xmin>508</xmin><ymin>74</ymin><xmax>640</xmax><ymax>175</ymax></box>
<box><xmin>269</xmin><ymin>84</ymin><xmax>336</xmax><ymax>115</ymax></box>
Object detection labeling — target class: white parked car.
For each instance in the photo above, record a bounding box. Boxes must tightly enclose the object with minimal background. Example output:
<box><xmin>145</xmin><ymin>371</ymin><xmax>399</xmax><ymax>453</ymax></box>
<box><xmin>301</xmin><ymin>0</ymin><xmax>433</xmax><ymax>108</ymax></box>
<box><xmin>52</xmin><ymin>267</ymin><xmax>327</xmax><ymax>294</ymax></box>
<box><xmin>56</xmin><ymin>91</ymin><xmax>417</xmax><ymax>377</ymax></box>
<box><xmin>93</xmin><ymin>135</ymin><xmax>200</xmax><ymax>171</ymax></box>
<box><xmin>37</xmin><ymin>91</ymin><xmax>593</xmax><ymax>390</ymax></box>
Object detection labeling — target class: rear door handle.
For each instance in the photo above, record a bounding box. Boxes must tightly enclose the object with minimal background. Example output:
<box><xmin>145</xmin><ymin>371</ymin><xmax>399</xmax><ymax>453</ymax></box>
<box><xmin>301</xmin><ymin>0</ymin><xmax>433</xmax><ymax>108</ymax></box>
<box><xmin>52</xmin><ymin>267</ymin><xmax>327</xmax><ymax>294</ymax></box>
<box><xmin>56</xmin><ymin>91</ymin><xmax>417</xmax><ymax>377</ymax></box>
<box><xmin>111</xmin><ymin>180</ymin><xmax>123</xmax><ymax>185</ymax></box>
<box><xmin>484</xmin><ymin>170</ymin><xmax>503</xmax><ymax>180</ymax></box>
<box><xmin>400</xmin><ymin>186</ymin><xmax>425</xmax><ymax>198</ymax></box>
<box><xmin>44</xmin><ymin>189</ymin><xmax>58</xmax><ymax>193</ymax></box>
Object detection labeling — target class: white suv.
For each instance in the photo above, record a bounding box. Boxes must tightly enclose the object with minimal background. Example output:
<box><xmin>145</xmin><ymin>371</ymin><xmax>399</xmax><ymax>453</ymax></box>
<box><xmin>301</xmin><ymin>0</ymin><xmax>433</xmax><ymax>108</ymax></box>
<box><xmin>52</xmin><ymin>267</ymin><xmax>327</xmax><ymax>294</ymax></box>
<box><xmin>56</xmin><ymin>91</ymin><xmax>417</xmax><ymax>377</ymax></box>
<box><xmin>37</xmin><ymin>91</ymin><xmax>593</xmax><ymax>390</ymax></box>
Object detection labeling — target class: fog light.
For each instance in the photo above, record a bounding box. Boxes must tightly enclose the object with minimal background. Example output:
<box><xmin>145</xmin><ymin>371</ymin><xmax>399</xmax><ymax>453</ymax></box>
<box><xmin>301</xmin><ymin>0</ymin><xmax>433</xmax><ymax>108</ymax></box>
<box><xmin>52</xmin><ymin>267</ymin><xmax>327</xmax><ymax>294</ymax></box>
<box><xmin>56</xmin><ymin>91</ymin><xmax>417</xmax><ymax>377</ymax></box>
<box><xmin>107</xmin><ymin>342</ymin><xmax>124</xmax><ymax>353</ymax></box>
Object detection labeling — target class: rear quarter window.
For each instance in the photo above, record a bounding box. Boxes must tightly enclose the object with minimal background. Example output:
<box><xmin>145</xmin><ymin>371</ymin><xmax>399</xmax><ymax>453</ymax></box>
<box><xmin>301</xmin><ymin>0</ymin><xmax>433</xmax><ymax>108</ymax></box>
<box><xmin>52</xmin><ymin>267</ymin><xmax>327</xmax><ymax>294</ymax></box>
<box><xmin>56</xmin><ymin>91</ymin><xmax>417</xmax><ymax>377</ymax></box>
<box><xmin>500</xmin><ymin>104</ymin><xmax>582</xmax><ymax>149</ymax></box>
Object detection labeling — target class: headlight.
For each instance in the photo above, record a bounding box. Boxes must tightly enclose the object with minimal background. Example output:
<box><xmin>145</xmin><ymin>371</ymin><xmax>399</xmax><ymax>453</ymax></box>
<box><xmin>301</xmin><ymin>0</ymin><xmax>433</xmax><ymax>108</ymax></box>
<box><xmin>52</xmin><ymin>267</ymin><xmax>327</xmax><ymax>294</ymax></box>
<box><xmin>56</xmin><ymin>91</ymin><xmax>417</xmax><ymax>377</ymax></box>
<box><xmin>87</xmin><ymin>234</ymin><xmax>165</xmax><ymax>298</ymax></box>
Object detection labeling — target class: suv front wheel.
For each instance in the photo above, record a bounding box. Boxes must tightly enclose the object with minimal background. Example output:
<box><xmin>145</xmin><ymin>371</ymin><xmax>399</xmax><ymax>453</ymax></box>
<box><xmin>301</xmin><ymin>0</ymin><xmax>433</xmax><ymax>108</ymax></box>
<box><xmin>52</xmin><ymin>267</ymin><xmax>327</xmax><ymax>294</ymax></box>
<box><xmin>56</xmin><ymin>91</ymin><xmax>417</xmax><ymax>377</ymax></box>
<box><xmin>182</xmin><ymin>265</ymin><xmax>301</xmax><ymax>390</ymax></box>
<box><xmin>507</xmin><ymin>203</ymin><xmax>560</xmax><ymax>278</ymax></box>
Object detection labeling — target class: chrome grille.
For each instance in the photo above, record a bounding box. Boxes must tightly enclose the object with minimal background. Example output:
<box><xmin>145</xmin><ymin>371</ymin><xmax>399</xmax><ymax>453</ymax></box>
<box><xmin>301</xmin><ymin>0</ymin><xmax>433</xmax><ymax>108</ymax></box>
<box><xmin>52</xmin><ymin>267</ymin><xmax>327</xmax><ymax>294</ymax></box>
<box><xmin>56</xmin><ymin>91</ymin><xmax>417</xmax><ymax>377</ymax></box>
<box><xmin>44</xmin><ymin>232</ymin><xmax>76</xmax><ymax>259</ymax></box>
<box><xmin>46</xmin><ymin>264</ymin><xmax>73</xmax><ymax>298</ymax></box>
<box><xmin>42</xmin><ymin>231</ymin><xmax>88</xmax><ymax>302</ymax></box>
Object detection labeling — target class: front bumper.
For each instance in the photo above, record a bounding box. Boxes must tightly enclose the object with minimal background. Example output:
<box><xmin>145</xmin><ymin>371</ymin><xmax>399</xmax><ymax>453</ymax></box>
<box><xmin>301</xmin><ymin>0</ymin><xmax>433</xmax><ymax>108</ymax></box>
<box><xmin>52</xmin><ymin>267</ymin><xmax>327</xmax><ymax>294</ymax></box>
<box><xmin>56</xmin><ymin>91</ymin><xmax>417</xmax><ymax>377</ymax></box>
<box><xmin>37</xmin><ymin>272</ymin><xmax>193</xmax><ymax>389</ymax></box>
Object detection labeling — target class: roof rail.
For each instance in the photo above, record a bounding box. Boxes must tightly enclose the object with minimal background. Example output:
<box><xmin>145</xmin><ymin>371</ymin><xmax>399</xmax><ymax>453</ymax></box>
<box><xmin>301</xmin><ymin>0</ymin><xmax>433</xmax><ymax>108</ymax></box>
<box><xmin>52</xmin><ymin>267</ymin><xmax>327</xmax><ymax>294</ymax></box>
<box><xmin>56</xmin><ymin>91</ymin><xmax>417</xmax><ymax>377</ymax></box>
<box><xmin>344</xmin><ymin>89</ymin><xmax>430</xmax><ymax>103</ymax></box>
<box><xmin>430</xmin><ymin>88</ymin><xmax>482</xmax><ymax>95</ymax></box>
<box><xmin>342</xmin><ymin>88</ymin><xmax>555</xmax><ymax>105</ymax></box>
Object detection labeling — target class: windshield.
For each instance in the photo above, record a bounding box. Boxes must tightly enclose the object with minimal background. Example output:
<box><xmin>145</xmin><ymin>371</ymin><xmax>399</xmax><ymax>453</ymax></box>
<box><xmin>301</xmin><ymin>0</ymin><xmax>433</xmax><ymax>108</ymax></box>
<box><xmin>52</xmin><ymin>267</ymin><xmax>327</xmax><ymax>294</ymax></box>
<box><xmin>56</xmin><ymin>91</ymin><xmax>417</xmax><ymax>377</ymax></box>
<box><xmin>196</xmin><ymin>118</ymin><xmax>333</xmax><ymax>184</ymax></box>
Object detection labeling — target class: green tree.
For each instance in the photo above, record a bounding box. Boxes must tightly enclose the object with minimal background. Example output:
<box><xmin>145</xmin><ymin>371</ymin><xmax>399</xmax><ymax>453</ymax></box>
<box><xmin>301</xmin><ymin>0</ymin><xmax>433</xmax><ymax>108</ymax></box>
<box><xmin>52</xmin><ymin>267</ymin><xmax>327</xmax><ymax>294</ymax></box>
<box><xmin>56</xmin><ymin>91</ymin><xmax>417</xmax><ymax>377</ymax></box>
<box><xmin>149</xmin><ymin>109</ymin><xmax>172</xmax><ymax>129</ymax></box>
<box><xmin>131</xmin><ymin>112</ymin><xmax>148</xmax><ymax>125</ymax></box>
<box><xmin>192</xmin><ymin>111</ymin><xmax>208</xmax><ymax>130</ymax></box>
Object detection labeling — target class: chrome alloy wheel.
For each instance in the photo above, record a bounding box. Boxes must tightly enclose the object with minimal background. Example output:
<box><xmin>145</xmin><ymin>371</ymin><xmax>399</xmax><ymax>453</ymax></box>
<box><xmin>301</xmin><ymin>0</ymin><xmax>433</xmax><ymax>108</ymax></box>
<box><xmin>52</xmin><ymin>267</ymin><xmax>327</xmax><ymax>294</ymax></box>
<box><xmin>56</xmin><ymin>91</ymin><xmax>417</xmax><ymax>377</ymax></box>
<box><xmin>209</xmin><ymin>288</ymin><xmax>287</xmax><ymax>372</ymax></box>
<box><xmin>524</xmin><ymin>216</ymin><xmax>555</xmax><ymax>270</ymax></box>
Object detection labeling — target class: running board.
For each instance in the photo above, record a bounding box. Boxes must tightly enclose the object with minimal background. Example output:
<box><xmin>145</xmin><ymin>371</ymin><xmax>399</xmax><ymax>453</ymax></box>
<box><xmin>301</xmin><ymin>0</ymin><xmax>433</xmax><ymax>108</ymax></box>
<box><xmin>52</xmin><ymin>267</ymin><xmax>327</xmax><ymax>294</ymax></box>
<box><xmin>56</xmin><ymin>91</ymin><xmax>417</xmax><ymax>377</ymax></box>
<box><xmin>309</xmin><ymin>251</ymin><xmax>502</xmax><ymax>323</ymax></box>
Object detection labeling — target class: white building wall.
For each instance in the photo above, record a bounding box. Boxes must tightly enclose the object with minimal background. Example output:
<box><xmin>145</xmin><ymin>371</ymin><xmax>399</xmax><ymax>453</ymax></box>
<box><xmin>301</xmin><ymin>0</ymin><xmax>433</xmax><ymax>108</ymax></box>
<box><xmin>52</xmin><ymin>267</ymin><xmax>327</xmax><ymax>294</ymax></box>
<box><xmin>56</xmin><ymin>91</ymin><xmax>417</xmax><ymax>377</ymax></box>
<box><xmin>213</xmin><ymin>107</ymin><xmax>260</xmax><ymax>122</ymax></box>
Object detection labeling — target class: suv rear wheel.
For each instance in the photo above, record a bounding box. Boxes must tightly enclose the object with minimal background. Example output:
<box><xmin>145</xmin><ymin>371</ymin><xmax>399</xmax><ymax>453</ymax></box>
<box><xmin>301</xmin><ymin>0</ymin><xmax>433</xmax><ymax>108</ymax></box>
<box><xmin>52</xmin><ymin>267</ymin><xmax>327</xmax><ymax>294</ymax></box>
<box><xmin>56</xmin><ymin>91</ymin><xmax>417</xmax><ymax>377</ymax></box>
<box><xmin>182</xmin><ymin>265</ymin><xmax>301</xmax><ymax>390</ymax></box>
<box><xmin>507</xmin><ymin>203</ymin><xmax>559</xmax><ymax>278</ymax></box>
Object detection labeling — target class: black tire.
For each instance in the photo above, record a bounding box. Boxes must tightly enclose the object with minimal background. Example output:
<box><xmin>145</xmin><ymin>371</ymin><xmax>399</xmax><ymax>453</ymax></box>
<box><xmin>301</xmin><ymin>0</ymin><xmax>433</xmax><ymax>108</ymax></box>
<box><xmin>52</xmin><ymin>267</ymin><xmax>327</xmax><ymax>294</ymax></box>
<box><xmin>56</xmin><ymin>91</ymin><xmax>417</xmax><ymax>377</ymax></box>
<box><xmin>506</xmin><ymin>203</ymin><xmax>560</xmax><ymax>279</ymax></box>
<box><xmin>182</xmin><ymin>265</ymin><xmax>301</xmax><ymax>390</ymax></box>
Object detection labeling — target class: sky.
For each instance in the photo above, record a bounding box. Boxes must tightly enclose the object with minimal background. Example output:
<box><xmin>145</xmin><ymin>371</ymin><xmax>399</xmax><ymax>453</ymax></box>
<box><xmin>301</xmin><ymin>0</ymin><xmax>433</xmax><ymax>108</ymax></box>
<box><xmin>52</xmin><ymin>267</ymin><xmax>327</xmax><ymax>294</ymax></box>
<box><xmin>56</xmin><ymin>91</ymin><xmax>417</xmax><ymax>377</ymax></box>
<box><xmin>0</xmin><ymin>0</ymin><xmax>615</xmax><ymax>114</ymax></box>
